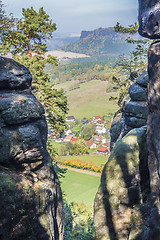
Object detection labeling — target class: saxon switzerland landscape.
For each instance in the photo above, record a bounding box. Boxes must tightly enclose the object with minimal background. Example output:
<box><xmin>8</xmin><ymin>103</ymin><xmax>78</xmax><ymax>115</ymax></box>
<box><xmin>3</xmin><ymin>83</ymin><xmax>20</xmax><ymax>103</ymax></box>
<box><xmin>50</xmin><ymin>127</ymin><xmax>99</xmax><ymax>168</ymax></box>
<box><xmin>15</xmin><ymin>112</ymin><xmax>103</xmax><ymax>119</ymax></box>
<box><xmin>2</xmin><ymin>0</ymin><xmax>159</xmax><ymax>239</ymax></box>
<box><xmin>45</xmin><ymin>27</ymin><xmax>142</xmax><ymax>237</ymax></box>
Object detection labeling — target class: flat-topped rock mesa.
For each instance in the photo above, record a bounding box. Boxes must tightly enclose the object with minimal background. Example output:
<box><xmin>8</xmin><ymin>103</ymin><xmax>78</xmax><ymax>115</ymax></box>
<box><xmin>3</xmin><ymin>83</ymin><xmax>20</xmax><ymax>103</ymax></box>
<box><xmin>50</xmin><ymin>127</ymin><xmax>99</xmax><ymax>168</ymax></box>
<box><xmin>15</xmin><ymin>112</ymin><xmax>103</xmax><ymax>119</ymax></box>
<box><xmin>0</xmin><ymin>56</ymin><xmax>64</xmax><ymax>240</ymax></box>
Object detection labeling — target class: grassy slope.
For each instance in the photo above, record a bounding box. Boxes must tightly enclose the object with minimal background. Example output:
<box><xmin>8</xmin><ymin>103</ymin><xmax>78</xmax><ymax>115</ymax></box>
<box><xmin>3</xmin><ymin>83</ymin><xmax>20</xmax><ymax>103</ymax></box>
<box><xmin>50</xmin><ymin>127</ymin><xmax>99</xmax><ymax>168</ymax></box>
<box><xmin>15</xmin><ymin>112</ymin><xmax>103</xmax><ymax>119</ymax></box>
<box><xmin>61</xmin><ymin>169</ymin><xmax>100</xmax><ymax>205</ymax></box>
<box><xmin>55</xmin><ymin>80</ymin><xmax>118</xmax><ymax>120</ymax></box>
<box><xmin>53</xmin><ymin>80</ymin><xmax>114</xmax><ymax>205</ymax></box>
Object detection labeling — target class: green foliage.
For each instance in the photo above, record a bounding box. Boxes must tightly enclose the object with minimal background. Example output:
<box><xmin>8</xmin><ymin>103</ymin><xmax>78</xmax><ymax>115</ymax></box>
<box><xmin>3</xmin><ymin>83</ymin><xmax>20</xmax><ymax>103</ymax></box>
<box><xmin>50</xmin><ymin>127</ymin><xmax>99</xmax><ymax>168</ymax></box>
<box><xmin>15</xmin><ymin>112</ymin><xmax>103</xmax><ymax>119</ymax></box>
<box><xmin>60</xmin><ymin>140</ymin><xmax>89</xmax><ymax>156</ymax></box>
<box><xmin>1</xmin><ymin>5</ymin><xmax>68</xmax><ymax>133</ymax></box>
<box><xmin>81</xmin><ymin>124</ymin><xmax>96</xmax><ymax>141</ymax></box>
<box><xmin>3</xmin><ymin>7</ymin><xmax>56</xmax><ymax>56</ymax></box>
<box><xmin>63</xmin><ymin>199</ymin><xmax>95</xmax><ymax>240</ymax></box>
<box><xmin>47</xmin><ymin>141</ymin><xmax>67</xmax><ymax>180</ymax></box>
<box><xmin>114</xmin><ymin>22</ymin><xmax>149</xmax><ymax>75</ymax></box>
<box><xmin>56</xmin><ymin>158</ymin><xmax>103</xmax><ymax>173</ymax></box>
<box><xmin>114</xmin><ymin>22</ymin><xmax>139</xmax><ymax>34</ymax></box>
<box><xmin>109</xmin><ymin>75</ymin><xmax>133</xmax><ymax>107</ymax></box>
<box><xmin>110</xmin><ymin>22</ymin><xmax>150</xmax><ymax>107</ymax></box>
<box><xmin>47</xmin><ymin>60</ymin><xmax>116</xmax><ymax>85</ymax></box>
<box><xmin>0</xmin><ymin>169</ymin><xmax>45</xmax><ymax>239</ymax></box>
<box><xmin>0</xmin><ymin>0</ymin><xmax>15</xmax><ymax>54</ymax></box>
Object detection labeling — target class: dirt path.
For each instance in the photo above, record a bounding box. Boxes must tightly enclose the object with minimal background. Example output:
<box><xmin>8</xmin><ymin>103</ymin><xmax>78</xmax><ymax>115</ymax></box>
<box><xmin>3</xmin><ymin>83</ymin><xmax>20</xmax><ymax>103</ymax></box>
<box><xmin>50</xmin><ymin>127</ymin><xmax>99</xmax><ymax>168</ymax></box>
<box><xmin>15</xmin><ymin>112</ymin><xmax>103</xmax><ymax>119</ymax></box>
<box><xmin>58</xmin><ymin>165</ymin><xmax>101</xmax><ymax>177</ymax></box>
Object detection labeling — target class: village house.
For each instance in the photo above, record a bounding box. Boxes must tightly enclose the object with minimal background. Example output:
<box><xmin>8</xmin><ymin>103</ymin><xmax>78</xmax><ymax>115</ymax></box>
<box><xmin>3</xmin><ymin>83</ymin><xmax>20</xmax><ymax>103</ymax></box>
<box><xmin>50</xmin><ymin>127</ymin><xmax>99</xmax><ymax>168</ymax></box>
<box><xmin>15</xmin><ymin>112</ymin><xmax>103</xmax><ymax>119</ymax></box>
<box><xmin>63</xmin><ymin>135</ymin><xmax>73</xmax><ymax>143</ymax></box>
<box><xmin>92</xmin><ymin>115</ymin><xmax>102</xmax><ymax>124</ymax></box>
<box><xmin>102</xmin><ymin>141</ymin><xmax>110</xmax><ymax>148</ymax></box>
<box><xmin>71</xmin><ymin>137</ymin><xmax>79</xmax><ymax>142</ymax></box>
<box><xmin>48</xmin><ymin>131</ymin><xmax>60</xmax><ymax>140</ymax></box>
<box><xmin>64</xmin><ymin>129</ymin><xmax>73</xmax><ymax>136</ymax></box>
<box><xmin>97</xmin><ymin>146</ymin><xmax>109</xmax><ymax>155</ymax></box>
<box><xmin>96</xmin><ymin>125</ymin><xmax>107</xmax><ymax>135</ymax></box>
<box><xmin>86</xmin><ymin>140</ymin><xmax>97</xmax><ymax>149</ymax></box>
<box><xmin>93</xmin><ymin>135</ymin><xmax>106</xmax><ymax>145</ymax></box>
<box><xmin>66</xmin><ymin>116</ymin><xmax>76</xmax><ymax>123</ymax></box>
<box><xmin>55</xmin><ymin>138</ymin><xmax>63</xmax><ymax>143</ymax></box>
<box><xmin>102</xmin><ymin>142</ymin><xmax>110</xmax><ymax>154</ymax></box>
<box><xmin>81</xmin><ymin>119</ymin><xmax>90</xmax><ymax>125</ymax></box>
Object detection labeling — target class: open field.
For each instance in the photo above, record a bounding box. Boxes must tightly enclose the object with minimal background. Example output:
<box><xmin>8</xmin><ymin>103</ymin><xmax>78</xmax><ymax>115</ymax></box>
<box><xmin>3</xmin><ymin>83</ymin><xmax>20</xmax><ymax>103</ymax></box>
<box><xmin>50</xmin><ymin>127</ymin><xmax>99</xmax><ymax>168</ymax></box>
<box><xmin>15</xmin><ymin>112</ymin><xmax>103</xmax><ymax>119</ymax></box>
<box><xmin>59</xmin><ymin>155</ymin><xmax>108</xmax><ymax>167</ymax></box>
<box><xmin>45</xmin><ymin>50</ymin><xmax>90</xmax><ymax>59</ymax></box>
<box><xmin>49</xmin><ymin>141</ymin><xmax>65</xmax><ymax>155</ymax></box>
<box><xmin>54</xmin><ymin>80</ymin><xmax>118</xmax><ymax>120</ymax></box>
<box><xmin>61</xmin><ymin>169</ymin><xmax>100</xmax><ymax>205</ymax></box>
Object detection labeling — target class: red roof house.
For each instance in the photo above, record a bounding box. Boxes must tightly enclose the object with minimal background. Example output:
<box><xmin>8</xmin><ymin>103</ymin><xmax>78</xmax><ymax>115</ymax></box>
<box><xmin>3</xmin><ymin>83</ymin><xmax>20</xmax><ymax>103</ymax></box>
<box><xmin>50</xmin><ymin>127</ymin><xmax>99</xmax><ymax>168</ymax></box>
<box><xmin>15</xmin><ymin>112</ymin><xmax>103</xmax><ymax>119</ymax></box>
<box><xmin>86</xmin><ymin>140</ymin><xmax>97</xmax><ymax>149</ymax></box>
<box><xmin>97</xmin><ymin>146</ymin><xmax>108</xmax><ymax>153</ymax></box>
<box><xmin>92</xmin><ymin>115</ymin><xmax>102</xmax><ymax>123</ymax></box>
<box><xmin>102</xmin><ymin>142</ymin><xmax>110</xmax><ymax>148</ymax></box>
<box><xmin>71</xmin><ymin>138</ymin><xmax>79</xmax><ymax>142</ymax></box>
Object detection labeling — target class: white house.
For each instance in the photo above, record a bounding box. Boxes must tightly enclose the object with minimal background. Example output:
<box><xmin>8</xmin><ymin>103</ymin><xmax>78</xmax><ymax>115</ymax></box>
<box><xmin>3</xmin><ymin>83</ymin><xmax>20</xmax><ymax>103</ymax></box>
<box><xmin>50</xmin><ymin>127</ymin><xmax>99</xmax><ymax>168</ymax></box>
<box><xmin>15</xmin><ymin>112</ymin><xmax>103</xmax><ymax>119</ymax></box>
<box><xmin>86</xmin><ymin>140</ymin><xmax>97</xmax><ymax>149</ymax></box>
<box><xmin>90</xmin><ymin>143</ymin><xmax>97</xmax><ymax>149</ymax></box>
<box><xmin>93</xmin><ymin>135</ymin><xmax>106</xmax><ymax>145</ymax></box>
<box><xmin>64</xmin><ymin>129</ymin><xmax>73</xmax><ymax>136</ymax></box>
<box><xmin>96</xmin><ymin>125</ymin><xmax>107</xmax><ymax>135</ymax></box>
<box><xmin>63</xmin><ymin>135</ymin><xmax>73</xmax><ymax>143</ymax></box>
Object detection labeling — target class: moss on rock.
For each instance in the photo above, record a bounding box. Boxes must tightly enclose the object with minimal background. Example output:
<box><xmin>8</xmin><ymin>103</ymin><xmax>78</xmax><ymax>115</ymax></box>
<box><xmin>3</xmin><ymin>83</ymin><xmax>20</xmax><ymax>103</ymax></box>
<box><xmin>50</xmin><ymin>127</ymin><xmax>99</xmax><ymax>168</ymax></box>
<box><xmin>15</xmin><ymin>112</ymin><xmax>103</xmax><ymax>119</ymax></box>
<box><xmin>94</xmin><ymin>126</ymin><xmax>150</xmax><ymax>240</ymax></box>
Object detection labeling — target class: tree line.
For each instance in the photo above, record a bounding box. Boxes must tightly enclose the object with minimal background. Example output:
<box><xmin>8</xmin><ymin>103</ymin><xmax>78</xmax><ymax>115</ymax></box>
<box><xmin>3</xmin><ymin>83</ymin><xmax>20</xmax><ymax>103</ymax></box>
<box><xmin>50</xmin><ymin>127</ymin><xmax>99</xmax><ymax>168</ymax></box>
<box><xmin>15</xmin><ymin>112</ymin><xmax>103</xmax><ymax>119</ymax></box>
<box><xmin>0</xmin><ymin>1</ymin><xmax>68</xmax><ymax>133</ymax></box>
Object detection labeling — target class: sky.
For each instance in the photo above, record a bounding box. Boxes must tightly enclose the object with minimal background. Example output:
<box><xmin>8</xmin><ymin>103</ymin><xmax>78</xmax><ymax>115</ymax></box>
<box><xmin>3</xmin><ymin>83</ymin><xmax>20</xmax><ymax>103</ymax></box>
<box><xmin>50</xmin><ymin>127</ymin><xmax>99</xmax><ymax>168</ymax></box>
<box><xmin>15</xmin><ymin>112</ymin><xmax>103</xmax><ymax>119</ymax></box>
<box><xmin>4</xmin><ymin>0</ymin><xmax>138</xmax><ymax>35</ymax></box>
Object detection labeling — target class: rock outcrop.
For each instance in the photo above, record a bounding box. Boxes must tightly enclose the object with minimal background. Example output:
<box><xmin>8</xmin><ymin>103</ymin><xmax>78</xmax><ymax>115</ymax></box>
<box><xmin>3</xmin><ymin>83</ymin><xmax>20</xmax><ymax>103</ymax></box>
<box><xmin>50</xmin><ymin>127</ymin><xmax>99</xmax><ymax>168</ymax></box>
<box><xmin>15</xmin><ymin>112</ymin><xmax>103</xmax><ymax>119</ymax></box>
<box><xmin>138</xmin><ymin>0</ymin><xmax>160</xmax><ymax>39</ymax></box>
<box><xmin>110</xmin><ymin>71</ymin><xmax>149</xmax><ymax>150</ymax></box>
<box><xmin>94</xmin><ymin>1</ymin><xmax>160</xmax><ymax>239</ymax></box>
<box><xmin>0</xmin><ymin>57</ymin><xmax>64</xmax><ymax>239</ymax></box>
<box><xmin>138</xmin><ymin>0</ymin><xmax>160</xmax><ymax>238</ymax></box>
<box><xmin>94</xmin><ymin>126</ymin><xmax>150</xmax><ymax>240</ymax></box>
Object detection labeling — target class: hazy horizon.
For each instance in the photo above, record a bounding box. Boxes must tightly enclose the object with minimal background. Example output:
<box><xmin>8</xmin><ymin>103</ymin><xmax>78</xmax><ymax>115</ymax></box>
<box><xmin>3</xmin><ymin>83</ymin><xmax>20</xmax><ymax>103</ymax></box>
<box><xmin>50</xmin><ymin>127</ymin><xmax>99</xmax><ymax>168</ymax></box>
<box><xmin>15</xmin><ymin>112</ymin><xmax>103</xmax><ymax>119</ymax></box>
<box><xmin>5</xmin><ymin>0</ymin><xmax>138</xmax><ymax>35</ymax></box>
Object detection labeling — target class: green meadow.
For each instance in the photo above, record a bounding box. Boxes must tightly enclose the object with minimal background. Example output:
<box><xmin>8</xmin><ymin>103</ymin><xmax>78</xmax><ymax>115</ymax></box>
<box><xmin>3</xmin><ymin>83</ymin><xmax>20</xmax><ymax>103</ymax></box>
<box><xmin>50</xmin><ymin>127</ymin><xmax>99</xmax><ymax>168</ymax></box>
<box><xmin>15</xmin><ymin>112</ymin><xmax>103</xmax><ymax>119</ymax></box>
<box><xmin>52</xmin><ymin>79</ymin><xmax>113</xmax><ymax>206</ymax></box>
<box><xmin>61</xmin><ymin>169</ymin><xmax>101</xmax><ymax>205</ymax></box>
<box><xmin>55</xmin><ymin>80</ymin><xmax>118</xmax><ymax>120</ymax></box>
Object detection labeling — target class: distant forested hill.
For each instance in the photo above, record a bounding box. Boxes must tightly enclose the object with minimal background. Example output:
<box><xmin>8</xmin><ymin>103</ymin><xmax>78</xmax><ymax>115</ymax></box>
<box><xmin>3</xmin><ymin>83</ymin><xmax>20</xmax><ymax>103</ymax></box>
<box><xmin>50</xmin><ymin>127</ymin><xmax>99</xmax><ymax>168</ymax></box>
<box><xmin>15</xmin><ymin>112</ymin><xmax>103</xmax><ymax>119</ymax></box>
<box><xmin>60</xmin><ymin>27</ymin><xmax>136</xmax><ymax>56</ymax></box>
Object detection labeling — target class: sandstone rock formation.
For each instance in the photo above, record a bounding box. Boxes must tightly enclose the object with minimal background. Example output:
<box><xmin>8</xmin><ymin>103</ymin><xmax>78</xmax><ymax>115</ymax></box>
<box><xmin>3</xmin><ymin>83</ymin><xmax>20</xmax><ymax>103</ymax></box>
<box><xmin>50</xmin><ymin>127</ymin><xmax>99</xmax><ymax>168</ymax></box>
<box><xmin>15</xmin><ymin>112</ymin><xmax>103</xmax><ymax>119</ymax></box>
<box><xmin>94</xmin><ymin>1</ymin><xmax>160</xmax><ymax>239</ymax></box>
<box><xmin>138</xmin><ymin>0</ymin><xmax>160</xmax><ymax>39</ymax></box>
<box><xmin>0</xmin><ymin>57</ymin><xmax>64</xmax><ymax>239</ymax></box>
<box><xmin>138</xmin><ymin>0</ymin><xmax>160</xmax><ymax>238</ymax></box>
<box><xmin>110</xmin><ymin>71</ymin><xmax>149</xmax><ymax>150</ymax></box>
<box><xmin>94</xmin><ymin>126</ymin><xmax>150</xmax><ymax>240</ymax></box>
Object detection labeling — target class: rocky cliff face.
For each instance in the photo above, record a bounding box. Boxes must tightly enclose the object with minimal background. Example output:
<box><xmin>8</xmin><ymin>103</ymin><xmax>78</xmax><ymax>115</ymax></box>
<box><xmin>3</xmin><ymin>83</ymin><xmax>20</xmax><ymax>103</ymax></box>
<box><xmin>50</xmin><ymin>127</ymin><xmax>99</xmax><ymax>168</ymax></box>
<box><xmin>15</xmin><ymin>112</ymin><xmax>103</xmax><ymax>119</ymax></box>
<box><xmin>94</xmin><ymin>126</ymin><xmax>150</xmax><ymax>240</ymax></box>
<box><xmin>94</xmin><ymin>72</ymin><xmax>151</xmax><ymax>239</ymax></box>
<box><xmin>110</xmin><ymin>71</ymin><xmax>149</xmax><ymax>150</ymax></box>
<box><xmin>80</xmin><ymin>27</ymin><xmax>119</xmax><ymax>39</ymax></box>
<box><xmin>0</xmin><ymin>57</ymin><xmax>64</xmax><ymax>239</ymax></box>
<box><xmin>94</xmin><ymin>1</ymin><xmax>160</xmax><ymax>237</ymax></box>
